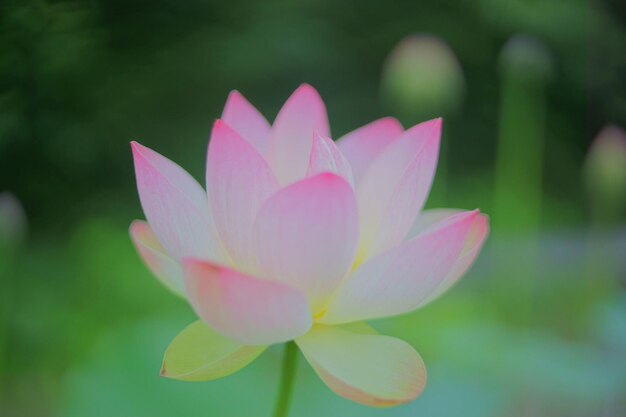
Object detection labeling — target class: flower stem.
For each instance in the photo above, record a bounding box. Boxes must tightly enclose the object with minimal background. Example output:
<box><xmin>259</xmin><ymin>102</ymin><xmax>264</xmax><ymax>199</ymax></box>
<box><xmin>272</xmin><ymin>341</ymin><xmax>298</xmax><ymax>417</ymax></box>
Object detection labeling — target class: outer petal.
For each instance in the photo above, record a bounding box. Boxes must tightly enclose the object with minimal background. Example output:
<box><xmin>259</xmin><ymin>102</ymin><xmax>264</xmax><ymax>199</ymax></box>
<box><xmin>336</xmin><ymin>117</ymin><xmax>404</xmax><ymax>184</ymax></box>
<box><xmin>296</xmin><ymin>325</ymin><xmax>426</xmax><ymax>407</ymax></box>
<box><xmin>306</xmin><ymin>132</ymin><xmax>354</xmax><ymax>186</ymax></box>
<box><xmin>407</xmin><ymin>208</ymin><xmax>461</xmax><ymax>237</ymax></box>
<box><xmin>129</xmin><ymin>220</ymin><xmax>185</xmax><ymax>297</ymax></box>
<box><xmin>183</xmin><ymin>259</ymin><xmax>312</xmax><ymax>345</ymax></box>
<box><xmin>221</xmin><ymin>90</ymin><xmax>271</xmax><ymax>155</ymax></box>
<box><xmin>267</xmin><ymin>84</ymin><xmax>330</xmax><ymax>185</ymax></box>
<box><xmin>253</xmin><ymin>173</ymin><xmax>358</xmax><ymax>312</ymax></box>
<box><xmin>161</xmin><ymin>321</ymin><xmax>265</xmax><ymax>381</ymax></box>
<box><xmin>408</xmin><ymin>209</ymin><xmax>490</xmax><ymax>305</ymax></box>
<box><xmin>206</xmin><ymin>120</ymin><xmax>279</xmax><ymax>270</ymax></box>
<box><xmin>131</xmin><ymin>142</ymin><xmax>222</xmax><ymax>262</ymax></box>
<box><xmin>356</xmin><ymin>118</ymin><xmax>441</xmax><ymax>260</ymax></box>
<box><xmin>320</xmin><ymin>211</ymin><xmax>477</xmax><ymax>324</ymax></box>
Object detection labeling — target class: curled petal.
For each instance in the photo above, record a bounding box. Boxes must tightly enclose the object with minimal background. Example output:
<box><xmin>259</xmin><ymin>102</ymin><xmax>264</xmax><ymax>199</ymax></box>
<box><xmin>221</xmin><ymin>90</ymin><xmax>271</xmax><ymax>155</ymax></box>
<box><xmin>184</xmin><ymin>259</ymin><xmax>312</xmax><ymax>345</ymax></box>
<box><xmin>129</xmin><ymin>220</ymin><xmax>185</xmax><ymax>297</ymax></box>
<box><xmin>131</xmin><ymin>141</ymin><xmax>222</xmax><ymax>262</ymax></box>
<box><xmin>356</xmin><ymin>118</ymin><xmax>442</xmax><ymax>259</ymax></box>
<box><xmin>253</xmin><ymin>173</ymin><xmax>358</xmax><ymax>312</ymax></box>
<box><xmin>320</xmin><ymin>210</ymin><xmax>478</xmax><ymax>324</ymax></box>
<box><xmin>337</xmin><ymin>117</ymin><xmax>403</xmax><ymax>184</ymax></box>
<box><xmin>268</xmin><ymin>84</ymin><xmax>330</xmax><ymax>185</ymax></box>
<box><xmin>206</xmin><ymin>120</ymin><xmax>279</xmax><ymax>269</ymax></box>
<box><xmin>306</xmin><ymin>132</ymin><xmax>354</xmax><ymax>186</ymax></box>
<box><xmin>296</xmin><ymin>325</ymin><xmax>426</xmax><ymax>407</ymax></box>
<box><xmin>161</xmin><ymin>321</ymin><xmax>265</xmax><ymax>381</ymax></box>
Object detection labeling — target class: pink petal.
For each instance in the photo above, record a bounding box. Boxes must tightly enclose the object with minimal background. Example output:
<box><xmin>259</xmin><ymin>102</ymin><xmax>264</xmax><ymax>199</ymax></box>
<box><xmin>412</xmin><ymin>210</ymin><xmax>490</xmax><ymax>305</ymax></box>
<box><xmin>184</xmin><ymin>259</ymin><xmax>312</xmax><ymax>345</ymax></box>
<box><xmin>253</xmin><ymin>173</ymin><xmax>358</xmax><ymax>313</ymax></box>
<box><xmin>320</xmin><ymin>211</ymin><xmax>477</xmax><ymax>324</ymax></box>
<box><xmin>336</xmin><ymin>117</ymin><xmax>404</xmax><ymax>184</ymax></box>
<box><xmin>129</xmin><ymin>220</ymin><xmax>185</xmax><ymax>297</ymax></box>
<box><xmin>306</xmin><ymin>131</ymin><xmax>354</xmax><ymax>186</ymax></box>
<box><xmin>356</xmin><ymin>118</ymin><xmax>442</xmax><ymax>260</ymax></box>
<box><xmin>131</xmin><ymin>142</ymin><xmax>223</xmax><ymax>262</ymax></box>
<box><xmin>221</xmin><ymin>90</ymin><xmax>271</xmax><ymax>155</ymax></box>
<box><xmin>206</xmin><ymin>120</ymin><xmax>279</xmax><ymax>270</ymax></box>
<box><xmin>296</xmin><ymin>325</ymin><xmax>426</xmax><ymax>407</ymax></box>
<box><xmin>267</xmin><ymin>84</ymin><xmax>330</xmax><ymax>185</ymax></box>
<box><xmin>407</xmin><ymin>208</ymin><xmax>462</xmax><ymax>237</ymax></box>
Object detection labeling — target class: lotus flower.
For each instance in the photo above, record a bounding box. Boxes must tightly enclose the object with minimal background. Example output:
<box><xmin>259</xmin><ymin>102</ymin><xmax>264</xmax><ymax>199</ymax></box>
<box><xmin>130</xmin><ymin>84</ymin><xmax>489</xmax><ymax>407</ymax></box>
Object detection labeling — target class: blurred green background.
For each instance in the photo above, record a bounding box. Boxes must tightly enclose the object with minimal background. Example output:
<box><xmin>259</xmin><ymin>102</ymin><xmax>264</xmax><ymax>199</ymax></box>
<box><xmin>1</xmin><ymin>0</ymin><xmax>625</xmax><ymax>416</ymax></box>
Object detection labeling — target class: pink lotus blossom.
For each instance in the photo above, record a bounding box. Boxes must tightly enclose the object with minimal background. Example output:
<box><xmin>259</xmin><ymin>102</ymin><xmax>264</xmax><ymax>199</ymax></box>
<box><xmin>130</xmin><ymin>84</ymin><xmax>489</xmax><ymax>406</ymax></box>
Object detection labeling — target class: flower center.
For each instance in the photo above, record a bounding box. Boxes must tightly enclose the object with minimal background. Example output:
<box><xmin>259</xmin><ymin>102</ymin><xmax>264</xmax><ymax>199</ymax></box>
<box><xmin>313</xmin><ymin>308</ymin><xmax>328</xmax><ymax>321</ymax></box>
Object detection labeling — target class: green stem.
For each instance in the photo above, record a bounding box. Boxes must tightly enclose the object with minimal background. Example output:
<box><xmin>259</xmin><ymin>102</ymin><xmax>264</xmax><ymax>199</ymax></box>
<box><xmin>272</xmin><ymin>341</ymin><xmax>298</xmax><ymax>417</ymax></box>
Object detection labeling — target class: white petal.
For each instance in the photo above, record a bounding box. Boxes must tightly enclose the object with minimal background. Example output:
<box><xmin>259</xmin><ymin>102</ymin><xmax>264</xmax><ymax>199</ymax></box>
<box><xmin>356</xmin><ymin>118</ymin><xmax>441</xmax><ymax>260</ymax></box>
<box><xmin>129</xmin><ymin>220</ymin><xmax>185</xmax><ymax>297</ymax></box>
<box><xmin>306</xmin><ymin>132</ymin><xmax>354</xmax><ymax>186</ymax></box>
<box><xmin>415</xmin><ymin>210</ymin><xmax>490</xmax><ymax>305</ymax></box>
<box><xmin>253</xmin><ymin>174</ymin><xmax>358</xmax><ymax>312</ymax></box>
<box><xmin>296</xmin><ymin>325</ymin><xmax>426</xmax><ymax>407</ymax></box>
<box><xmin>184</xmin><ymin>259</ymin><xmax>312</xmax><ymax>345</ymax></box>
<box><xmin>206</xmin><ymin>120</ymin><xmax>279</xmax><ymax>270</ymax></box>
<box><xmin>337</xmin><ymin>117</ymin><xmax>403</xmax><ymax>185</ymax></box>
<box><xmin>221</xmin><ymin>90</ymin><xmax>271</xmax><ymax>155</ymax></box>
<box><xmin>131</xmin><ymin>142</ymin><xmax>223</xmax><ymax>262</ymax></box>
<box><xmin>161</xmin><ymin>321</ymin><xmax>265</xmax><ymax>381</ymax></box>
<box><xmin>267</xmin><ymin>84</ymin><xmax>330</xmax><ymax>185</ymax></box>
<box><xmin>320</xmin><ymin>211</ymin><xmax>478</xmax><ymax>324</ymax></box>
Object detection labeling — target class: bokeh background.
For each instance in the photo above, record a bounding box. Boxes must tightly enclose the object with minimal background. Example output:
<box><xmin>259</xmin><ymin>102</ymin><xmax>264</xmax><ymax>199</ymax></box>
<box><xmin>1</xmin><ymin>0</ymin><xmax>625</xmax><ymax>416</ymax></box>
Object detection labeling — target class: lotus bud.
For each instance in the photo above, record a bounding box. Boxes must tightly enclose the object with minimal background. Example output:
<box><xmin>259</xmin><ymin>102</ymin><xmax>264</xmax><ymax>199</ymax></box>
<box><xmin>382</xmin><ymin>35</ymin><xmax>465</xmax><ymax>123</ymax></box>
<box><xmin>0</xmin><ymin>192</ymin><xmax>27</xmax><ymax>248</ymax></box>
<box><xmin>493</xmin><ymin>34</ymin><xmax>553</xmax><ymax>234</ymax></box>
<box><xmin>584</xmin><ymin>125</ymin><xmax>626</xmax><ymax>223</ymax></box>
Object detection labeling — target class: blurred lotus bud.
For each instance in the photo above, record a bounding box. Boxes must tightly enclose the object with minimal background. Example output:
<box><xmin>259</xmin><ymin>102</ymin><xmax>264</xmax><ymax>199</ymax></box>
<box><xmin>584</xmin><ymin>125</ymin><xmax>626</xmax><ymax>222</ymax></box>
<box><xmin>0</xmin><ymin>192</ymin><xmax>27</xmax><ymax>247</ymax></box>
<box><xmin>493</xmin><ymin>34</ymin><xmax>553</xmax><ymax>234</ymax></box>
<box><xmin>382</xmin><ymin>35</ymin><xmax>465</xmax><ymax>122</ymax></box>
<box><xmin>499</xmin><ymin>34</ymin><xmax>554</xmax><ymax>80</ymax></box>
